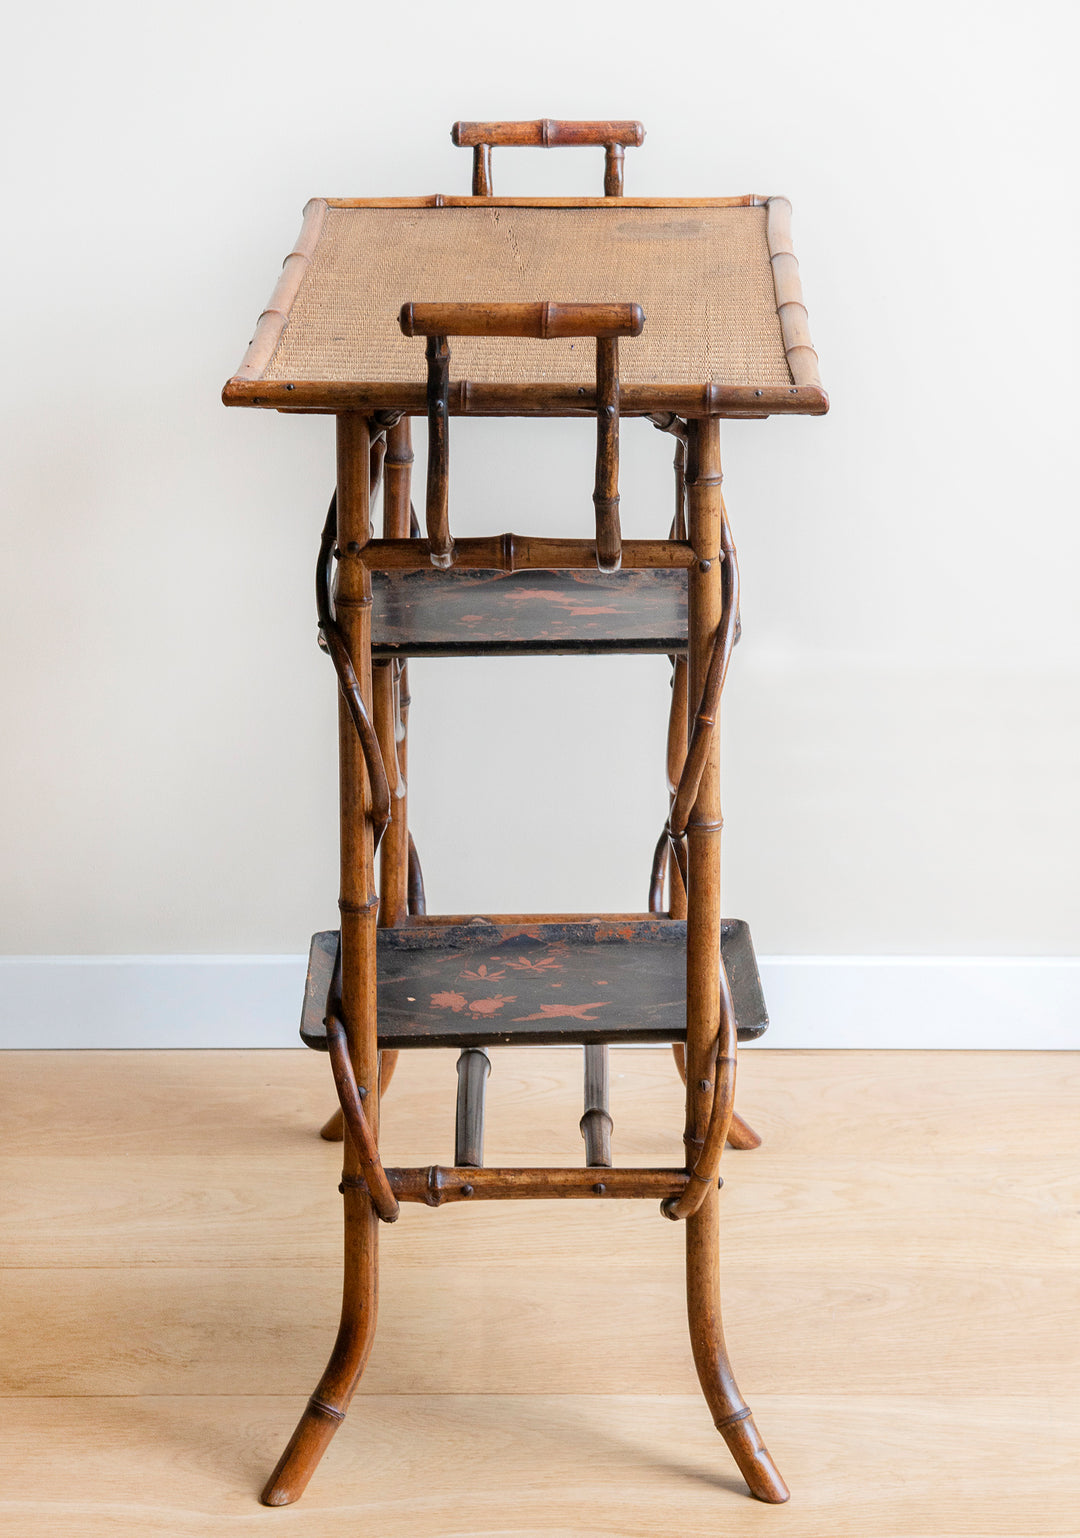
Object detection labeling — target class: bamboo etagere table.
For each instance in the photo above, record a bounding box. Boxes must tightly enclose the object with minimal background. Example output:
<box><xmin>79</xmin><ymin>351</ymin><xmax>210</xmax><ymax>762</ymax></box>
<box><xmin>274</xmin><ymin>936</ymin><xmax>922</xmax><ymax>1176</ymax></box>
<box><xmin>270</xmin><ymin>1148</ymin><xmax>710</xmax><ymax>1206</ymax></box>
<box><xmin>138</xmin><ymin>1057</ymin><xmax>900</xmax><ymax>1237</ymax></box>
<box><xmin>223</xmin><ymin>119</ymin><xmax>827</xmax><ymax>1509</ymax></box>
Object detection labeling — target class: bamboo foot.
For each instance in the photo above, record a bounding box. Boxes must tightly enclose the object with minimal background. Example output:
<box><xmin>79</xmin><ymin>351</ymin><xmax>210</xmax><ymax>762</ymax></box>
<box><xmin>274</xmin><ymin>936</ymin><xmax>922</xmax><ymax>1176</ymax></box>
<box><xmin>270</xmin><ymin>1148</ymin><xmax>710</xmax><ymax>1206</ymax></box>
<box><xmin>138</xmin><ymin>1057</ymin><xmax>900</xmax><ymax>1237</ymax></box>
<box><xmin>319</xmin><ymin>1107</ymin><xmax>344</xmax><ymax>1141</ymax></box>
<box><xmin>260</xmin><ymin>1398</ymin><xmax>345</xmax><ymax>1505</ymax></box>
<box><xmin>715</xmin><ymin>1408</ymin><xmax>790</xmax><ymax>1503</ymax></box>
<box><xmin>725</xmin><ymin>1111</ymin><xmax>763</xmax><ymax>1151</ymax></box>
<box><xmin>686</xmin><ymin>1183</ymin><xmax>789</xmax><ymax>1503</ymax></box>
<box><xmin>260</xmin><ymin>1187</ymin><xmax>379</xmax><ymax>1506</ymax></box>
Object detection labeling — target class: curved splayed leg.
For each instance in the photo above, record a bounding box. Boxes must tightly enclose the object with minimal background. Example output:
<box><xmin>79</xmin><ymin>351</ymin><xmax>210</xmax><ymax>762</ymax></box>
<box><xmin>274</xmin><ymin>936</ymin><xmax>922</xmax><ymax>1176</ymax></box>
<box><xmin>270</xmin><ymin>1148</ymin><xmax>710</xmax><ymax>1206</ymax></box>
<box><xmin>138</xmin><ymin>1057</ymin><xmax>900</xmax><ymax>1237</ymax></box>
<box><xmin>685</xmin><ymin>1182</ymin><xmax>788</xmax><ymax>1502</ymax></box>
<box><xmin>260</xmin><ymin>1184</ymin><xmax>379</xmax><ymax>1505</ymax></box>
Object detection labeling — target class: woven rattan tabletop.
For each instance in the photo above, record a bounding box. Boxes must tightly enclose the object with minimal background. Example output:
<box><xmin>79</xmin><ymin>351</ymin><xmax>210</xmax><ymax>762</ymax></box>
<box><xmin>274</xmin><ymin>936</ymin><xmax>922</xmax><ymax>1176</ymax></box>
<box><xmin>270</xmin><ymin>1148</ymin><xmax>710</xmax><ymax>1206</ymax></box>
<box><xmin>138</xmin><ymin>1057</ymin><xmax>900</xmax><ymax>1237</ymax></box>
<box><xmin>224</xmin><ymin>197</ymin><xmax>826</xmax><ymax>418</ymax></box>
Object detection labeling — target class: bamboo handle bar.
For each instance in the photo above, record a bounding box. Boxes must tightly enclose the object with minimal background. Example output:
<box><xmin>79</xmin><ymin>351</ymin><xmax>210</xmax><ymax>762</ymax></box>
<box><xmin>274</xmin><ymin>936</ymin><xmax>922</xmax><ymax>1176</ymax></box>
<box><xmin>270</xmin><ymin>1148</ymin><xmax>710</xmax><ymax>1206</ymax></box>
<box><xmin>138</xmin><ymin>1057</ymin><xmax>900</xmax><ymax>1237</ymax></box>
<box><xmin>399</xmin><ymin>301</ymin><xmax>644</xmax><ymax>339</ymax></box>
<box><xmin>452</xmin><ymin>121</ymin><xmax>645</xmax><ymax>198</ymax></box>
<box><xmin>452</xmin><ymin>119</ymin><xmax>645</xmax><ymax>148</ymax></box>
<box><xmin>399</xmin><ymin>303</ymin><xmax>642</xmax><ymax>574</ymax></box>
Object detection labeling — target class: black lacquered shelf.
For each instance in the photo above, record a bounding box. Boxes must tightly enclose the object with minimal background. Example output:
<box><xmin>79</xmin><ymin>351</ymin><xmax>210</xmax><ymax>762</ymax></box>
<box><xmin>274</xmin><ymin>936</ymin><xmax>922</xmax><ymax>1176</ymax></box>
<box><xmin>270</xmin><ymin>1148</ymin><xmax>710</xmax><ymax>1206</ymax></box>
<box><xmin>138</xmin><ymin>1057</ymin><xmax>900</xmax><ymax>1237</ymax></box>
<box><xmin>300</xmin><ymin>917</ymin><xmax>767</xmax><ymax>1050</ymax></box>
<box><xmin>371</xmin><ymin>567</ymin><xmax>687</xmax><ymax>657</ymax></box>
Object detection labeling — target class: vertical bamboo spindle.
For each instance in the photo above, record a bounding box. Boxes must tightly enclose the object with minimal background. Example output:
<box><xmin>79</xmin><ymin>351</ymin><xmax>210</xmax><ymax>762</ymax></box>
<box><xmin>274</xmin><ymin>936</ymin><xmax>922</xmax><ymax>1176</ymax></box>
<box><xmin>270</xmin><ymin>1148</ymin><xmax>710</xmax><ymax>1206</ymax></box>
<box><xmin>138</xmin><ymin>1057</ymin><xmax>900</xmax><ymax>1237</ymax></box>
<box><xmin>377</xmin><ymin>418</ymin><xmax>413</xmax><ymax>929</ymax></box>
<box><xmin>580</xmin><ymin>1043</ymin><xmax>613</xmax><ymax>1167</ymax></box>
<box><xmin>261</xmin><ymin>414</ymin><xmax>380</xmax><ymax>1506</ymax></box>
<box><xmin>425</xmin><ymin>336</ymin><xmax>454</xmax><ymax>568</ymax></box>
<box><xmin>455</xmin><ymin>1046</ymin><xmax>492</xmax><ymax>1167</ymax></box>
<box><xmin>472</xmin><ymin>143</ymin><xmax>493</xmax><ymax>195</ymax></box>
<box><xmin>371</xmin><ymin>652</ymin><xmax>401</xmax><ymax>1100</ymax></box>
<box><xmin>593</xmin><ymin>337</ymin><xmax>621</xmax><ymax>573</ymax></box>
<box><xmin>679</xmin><ymin>417</ymin><xmax>788</xmax><ymax>1504</ymax></box>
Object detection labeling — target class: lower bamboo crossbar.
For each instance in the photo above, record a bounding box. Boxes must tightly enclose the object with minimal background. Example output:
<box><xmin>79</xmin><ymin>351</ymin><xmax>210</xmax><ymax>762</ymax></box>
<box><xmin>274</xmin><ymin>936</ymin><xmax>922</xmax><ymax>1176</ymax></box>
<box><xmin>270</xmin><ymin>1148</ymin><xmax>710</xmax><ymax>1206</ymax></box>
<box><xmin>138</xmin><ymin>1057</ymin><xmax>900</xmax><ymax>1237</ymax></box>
<box><xmin>381</xmin><ymin>1166</ymin><xmax>701</xmax><ymax>1206</ymax></box>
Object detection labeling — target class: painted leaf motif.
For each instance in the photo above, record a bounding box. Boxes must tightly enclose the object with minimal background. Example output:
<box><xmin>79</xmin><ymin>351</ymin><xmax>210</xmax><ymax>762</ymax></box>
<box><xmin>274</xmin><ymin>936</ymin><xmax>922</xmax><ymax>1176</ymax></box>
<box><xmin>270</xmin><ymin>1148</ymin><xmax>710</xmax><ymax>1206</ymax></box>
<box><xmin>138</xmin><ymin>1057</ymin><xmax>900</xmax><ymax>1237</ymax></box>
<box><xmin>431</xmin><ymin>990</ymin><xmax>467</xmax><ymax>1012</ymax></box>
<box><xmin>503</xmin><ymin>954</ymin><xmax>562</xmax><ymax>973</ymax></box>
<box><xmin>466</xmin><ymin>994</ymin><xmax>516</xmax><ymax>1017</ymax></box>
<box><xmin>460</xmin><ymin>963</ymin><xmax>506</xmax><ymax>982</ymax></box>
<box><xmin>511</xmin><ymin>1002</ymin><xmax>610</xmax><ymax>1021</ymax></box>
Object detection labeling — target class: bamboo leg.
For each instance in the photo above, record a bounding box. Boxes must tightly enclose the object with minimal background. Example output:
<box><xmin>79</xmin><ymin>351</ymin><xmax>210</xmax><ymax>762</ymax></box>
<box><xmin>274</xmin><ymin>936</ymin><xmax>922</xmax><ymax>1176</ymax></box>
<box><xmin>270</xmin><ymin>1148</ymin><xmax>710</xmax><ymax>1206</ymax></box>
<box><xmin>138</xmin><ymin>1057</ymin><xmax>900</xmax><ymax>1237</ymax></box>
<box><xmin>262</xmin><ymin>413</ymin><xmax>380</xmax><ymax>1506</ymax></box>
<box><xmin>261</xmin><ymin>1187</ymin><xmax>379</xmax><ymax>1504</ymax></box>
<box><xmin>687</xmin><ymin>1183</ymin><xmax>789</xmax><ymax>1502</ymax></box>
<box><xmin>682</xmin><ymin>416</ymin><xmax>787</xmax><ymax>1501</ymax></box>
<box><xmin>667</xmin><ymin>423</ymin><xmax>761</xmax><ymax>1158</ymax></box>
<box><xmin>322</xmin><ymin>420</ymin><xmax>413</xmax><ymax>1143</ymax></box>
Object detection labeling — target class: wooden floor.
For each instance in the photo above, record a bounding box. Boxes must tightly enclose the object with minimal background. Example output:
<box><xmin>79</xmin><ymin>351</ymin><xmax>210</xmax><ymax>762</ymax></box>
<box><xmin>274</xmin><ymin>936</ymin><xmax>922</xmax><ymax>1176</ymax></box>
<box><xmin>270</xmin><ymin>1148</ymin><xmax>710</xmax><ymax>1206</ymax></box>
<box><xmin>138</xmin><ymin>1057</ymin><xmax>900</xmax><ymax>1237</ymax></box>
<box><xmin>1</xmin><ymin>1048</ymin><xmax>1077</xmax><ymax>1536</ymax></box>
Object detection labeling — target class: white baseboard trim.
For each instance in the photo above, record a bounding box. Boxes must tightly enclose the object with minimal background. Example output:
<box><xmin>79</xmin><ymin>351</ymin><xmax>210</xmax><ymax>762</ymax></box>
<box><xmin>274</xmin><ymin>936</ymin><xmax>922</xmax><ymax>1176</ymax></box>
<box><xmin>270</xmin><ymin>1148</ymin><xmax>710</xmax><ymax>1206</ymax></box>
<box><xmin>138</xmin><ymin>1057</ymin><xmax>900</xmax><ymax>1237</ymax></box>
<box><xmin>0</xmin><ymin>954</ymin><xmax>1077</xmax><ymax>1049</ymax></box>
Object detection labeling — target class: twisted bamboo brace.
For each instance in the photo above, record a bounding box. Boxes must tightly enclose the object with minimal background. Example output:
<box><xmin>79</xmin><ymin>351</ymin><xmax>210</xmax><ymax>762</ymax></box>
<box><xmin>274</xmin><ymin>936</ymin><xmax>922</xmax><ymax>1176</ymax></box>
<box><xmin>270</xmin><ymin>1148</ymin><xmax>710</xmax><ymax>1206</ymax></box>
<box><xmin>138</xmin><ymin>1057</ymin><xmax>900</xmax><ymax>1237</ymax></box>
<box><xmin>316</xmin><ymin>494</ymin><xmax>391</xmax><ymax>850</ymax></box>
<box><xmin>323</xmin><ymin>945</ymin><xmax>399</xmax><ymax>1222</ymax></box>
<box><xmin>646</xmin><ymin>496</ymin><xmax>741</xmax><ymax>1222</ymax></box>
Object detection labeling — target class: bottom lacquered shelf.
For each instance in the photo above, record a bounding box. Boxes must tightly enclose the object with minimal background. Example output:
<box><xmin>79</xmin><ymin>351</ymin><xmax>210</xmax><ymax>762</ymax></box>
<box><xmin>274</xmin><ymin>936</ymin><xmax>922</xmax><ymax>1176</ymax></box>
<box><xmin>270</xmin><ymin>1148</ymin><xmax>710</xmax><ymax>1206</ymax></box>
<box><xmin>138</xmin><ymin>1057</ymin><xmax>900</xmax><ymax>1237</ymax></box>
<box><xmin>300</xmin><ymin>916</ymin><xmax>768</xmax><ymax>1050</ymax></box>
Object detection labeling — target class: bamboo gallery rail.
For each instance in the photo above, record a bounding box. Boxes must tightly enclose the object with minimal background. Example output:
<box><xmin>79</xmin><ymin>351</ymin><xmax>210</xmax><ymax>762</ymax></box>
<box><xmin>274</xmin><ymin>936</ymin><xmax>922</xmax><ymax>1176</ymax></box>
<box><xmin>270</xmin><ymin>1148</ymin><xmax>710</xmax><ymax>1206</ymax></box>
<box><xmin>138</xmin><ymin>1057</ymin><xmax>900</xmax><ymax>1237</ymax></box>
<box><xmin>224</xmin><ymin>116</ymin><xmax>825</xmax><ymax>1514</ymax></box>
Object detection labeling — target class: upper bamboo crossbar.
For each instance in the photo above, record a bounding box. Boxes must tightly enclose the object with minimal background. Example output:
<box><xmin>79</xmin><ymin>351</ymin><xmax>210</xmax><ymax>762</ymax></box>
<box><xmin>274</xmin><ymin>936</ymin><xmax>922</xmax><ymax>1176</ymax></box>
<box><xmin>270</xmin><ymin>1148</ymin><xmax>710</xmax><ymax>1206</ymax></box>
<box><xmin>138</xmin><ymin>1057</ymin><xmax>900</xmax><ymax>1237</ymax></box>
<box><xmin>361</xmin><ymin>536</ymin><xmax>695</xmax><ymax>570</ymax></box>
<box><xmin>323</xmin><ymin>196</ymin><xmax>765</xmax><ymax>208</ymax></box>
<box><xmin>225</xmin><ymin>381</ymin><xmax>822</xmax><ymax>416</ymax></box>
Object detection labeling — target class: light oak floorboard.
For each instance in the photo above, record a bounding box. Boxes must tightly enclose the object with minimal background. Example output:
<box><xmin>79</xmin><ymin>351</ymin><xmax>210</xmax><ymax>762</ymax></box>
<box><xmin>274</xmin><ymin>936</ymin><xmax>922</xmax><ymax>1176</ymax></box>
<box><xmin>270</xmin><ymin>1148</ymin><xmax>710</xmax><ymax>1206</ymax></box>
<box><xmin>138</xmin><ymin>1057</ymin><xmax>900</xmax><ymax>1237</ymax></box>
<box><xmin>0</xmin><ymin>1049</ymin><xmax>1077</xmax><ymax>1535</ymax></box>
<box><xmin>0</xmin><ymin>1395</ymin><xmax>1077</xmax><ymax>1537</ymax></box>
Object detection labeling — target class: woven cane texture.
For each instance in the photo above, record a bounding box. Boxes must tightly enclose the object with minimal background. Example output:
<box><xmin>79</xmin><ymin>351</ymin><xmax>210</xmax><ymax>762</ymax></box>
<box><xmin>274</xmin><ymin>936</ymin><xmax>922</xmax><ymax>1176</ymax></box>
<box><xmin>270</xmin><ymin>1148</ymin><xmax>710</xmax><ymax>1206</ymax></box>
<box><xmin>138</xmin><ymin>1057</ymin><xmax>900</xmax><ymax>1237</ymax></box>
<box><xmin>261</xmin><ymin>206</ymin><xmax>793</xmax><ymax>388</ymax></box>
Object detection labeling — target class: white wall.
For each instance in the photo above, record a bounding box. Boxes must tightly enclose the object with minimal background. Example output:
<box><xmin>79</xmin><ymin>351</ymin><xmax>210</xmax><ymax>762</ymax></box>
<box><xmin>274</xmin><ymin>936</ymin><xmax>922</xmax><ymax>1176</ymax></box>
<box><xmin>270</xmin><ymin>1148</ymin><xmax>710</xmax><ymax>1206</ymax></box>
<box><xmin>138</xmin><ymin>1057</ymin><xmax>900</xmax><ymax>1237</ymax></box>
<box><xmin>2</xmin><ymin>3</ymin><xmax>1078</xmax><ymax>1039</ymax></box>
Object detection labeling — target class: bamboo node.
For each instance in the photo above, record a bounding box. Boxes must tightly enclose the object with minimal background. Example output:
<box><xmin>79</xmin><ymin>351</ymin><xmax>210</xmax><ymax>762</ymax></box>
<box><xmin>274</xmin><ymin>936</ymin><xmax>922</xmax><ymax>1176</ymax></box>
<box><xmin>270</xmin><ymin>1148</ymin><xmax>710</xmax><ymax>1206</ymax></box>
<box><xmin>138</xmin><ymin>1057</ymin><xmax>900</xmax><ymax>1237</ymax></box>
<box><xmin>715</xmin><ymin>1406</ymin><xmax>753</xmax><ymax>1430</ymax></box>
